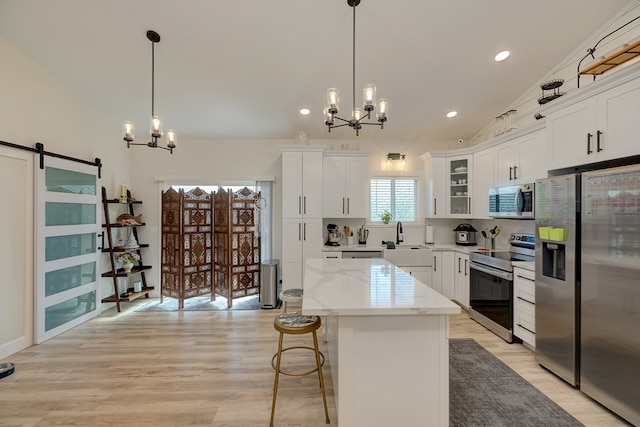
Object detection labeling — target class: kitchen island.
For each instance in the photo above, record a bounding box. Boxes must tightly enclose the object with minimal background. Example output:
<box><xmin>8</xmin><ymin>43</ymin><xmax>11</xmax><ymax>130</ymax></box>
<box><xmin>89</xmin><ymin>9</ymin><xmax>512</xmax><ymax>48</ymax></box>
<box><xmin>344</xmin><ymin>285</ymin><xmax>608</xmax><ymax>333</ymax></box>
<box><xmin>302</xmin><ymin>258</ymin><xmax>460</xmax><ymax>427</ymax></box>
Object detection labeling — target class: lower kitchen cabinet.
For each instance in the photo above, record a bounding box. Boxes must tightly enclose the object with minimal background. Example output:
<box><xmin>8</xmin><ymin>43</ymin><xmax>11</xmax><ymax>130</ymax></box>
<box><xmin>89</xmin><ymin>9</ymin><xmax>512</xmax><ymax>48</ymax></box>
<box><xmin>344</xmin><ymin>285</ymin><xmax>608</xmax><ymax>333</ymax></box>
<box><xmin>513</xmin><ymin>266</ymin><xmax>536</xmax><ymax>347</ymax></box>
<box><xmin>281</xmin><ymin>217</ymin><xmax>323</xmax><ymax>290</ymax></box>
<box><xmin>434</xmin><ymin>250</ymin><xmax>455</xmax><ymax>300</ymax></box>
<box><xmin>400</xmin><ymin>266</ymin><xmax>433</xmax><ymax>288</ymax></box>
<box><xmin>454</xmin><ymin>252</ymin><xmax>469</xmax><ymax>308</ymax></box>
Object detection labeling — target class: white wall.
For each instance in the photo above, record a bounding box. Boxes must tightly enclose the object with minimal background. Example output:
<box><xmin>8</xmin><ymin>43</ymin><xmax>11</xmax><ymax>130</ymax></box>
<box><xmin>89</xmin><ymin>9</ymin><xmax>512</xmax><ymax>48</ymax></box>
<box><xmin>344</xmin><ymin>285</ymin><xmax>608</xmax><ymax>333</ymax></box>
<box><xmin>0</xmin><ymin>35</ymin><xmax>131</xmax><ymax>356</ymax></box>
<box><xmin>471</xmin><ymin>2</ymin><xmax>640</xmax><ymax>144</ymax></box>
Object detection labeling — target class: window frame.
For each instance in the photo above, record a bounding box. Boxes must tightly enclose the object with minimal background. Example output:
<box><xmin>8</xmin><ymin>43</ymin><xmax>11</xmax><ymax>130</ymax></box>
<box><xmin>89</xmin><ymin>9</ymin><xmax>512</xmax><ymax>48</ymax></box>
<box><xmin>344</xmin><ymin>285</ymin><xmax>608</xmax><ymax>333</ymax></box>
<box><xmin>370</xmin><ymin>176</ymin><xmax>420</xmax><ymax>224</ymax></box>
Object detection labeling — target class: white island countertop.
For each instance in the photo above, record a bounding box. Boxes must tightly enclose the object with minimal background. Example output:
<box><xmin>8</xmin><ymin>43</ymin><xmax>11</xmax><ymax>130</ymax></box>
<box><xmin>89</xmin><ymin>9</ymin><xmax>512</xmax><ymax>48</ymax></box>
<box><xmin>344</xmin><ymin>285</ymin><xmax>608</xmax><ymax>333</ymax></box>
<box><xmin>303</xmin><ymin>258</ymin><xmax>460</xmax><ymax>316</ymax></box>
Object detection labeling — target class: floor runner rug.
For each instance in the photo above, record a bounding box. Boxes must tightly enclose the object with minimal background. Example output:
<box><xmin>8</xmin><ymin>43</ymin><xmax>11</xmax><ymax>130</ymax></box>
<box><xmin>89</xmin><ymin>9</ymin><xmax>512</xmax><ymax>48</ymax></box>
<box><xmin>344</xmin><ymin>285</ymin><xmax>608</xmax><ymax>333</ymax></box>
<box><xmin>449</xmin><ymin>338</ymin><xmax>583</xmax><ymax>426</ymax></box>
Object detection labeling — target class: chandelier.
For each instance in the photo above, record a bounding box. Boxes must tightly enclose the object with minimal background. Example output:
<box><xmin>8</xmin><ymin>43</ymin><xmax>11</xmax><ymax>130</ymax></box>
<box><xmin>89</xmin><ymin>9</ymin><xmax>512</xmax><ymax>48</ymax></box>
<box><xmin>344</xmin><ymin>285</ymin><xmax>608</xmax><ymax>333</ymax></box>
<box><xmin>122</xmin><ymin>30</ymin><xmax>176</xmax><ymax>154</ymax></box>
<box><xmin>324</xmin><ymin>0</ymin><xmax>388</xmax><ymax>136</ymax></box>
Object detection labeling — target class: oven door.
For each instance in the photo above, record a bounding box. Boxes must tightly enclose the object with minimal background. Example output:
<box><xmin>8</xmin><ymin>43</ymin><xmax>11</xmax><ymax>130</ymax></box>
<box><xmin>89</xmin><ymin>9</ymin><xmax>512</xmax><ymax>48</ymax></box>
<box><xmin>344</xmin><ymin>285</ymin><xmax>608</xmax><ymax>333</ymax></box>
<box><xmin>469</xmin><ymin>262</ymin><xmax>514</xmax><ymax>340</ymax></box>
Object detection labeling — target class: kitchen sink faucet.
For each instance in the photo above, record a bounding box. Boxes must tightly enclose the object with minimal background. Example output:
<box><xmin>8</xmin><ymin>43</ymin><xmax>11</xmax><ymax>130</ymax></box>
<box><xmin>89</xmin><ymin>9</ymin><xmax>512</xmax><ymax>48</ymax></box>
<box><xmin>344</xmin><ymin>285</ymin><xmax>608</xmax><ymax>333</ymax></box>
<box><xmin>396</xmin><ymin>221</ymin><xmax>403</xmax><ymax>244</ymax></box>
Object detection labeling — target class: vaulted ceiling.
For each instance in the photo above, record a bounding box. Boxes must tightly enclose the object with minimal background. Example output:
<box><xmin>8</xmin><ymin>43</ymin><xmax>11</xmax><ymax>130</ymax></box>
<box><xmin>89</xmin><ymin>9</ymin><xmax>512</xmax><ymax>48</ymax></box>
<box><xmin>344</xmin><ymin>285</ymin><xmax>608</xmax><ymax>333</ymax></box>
<box><xmin>0</xmin><ymin>0</ymin><xmax>634</xmax><ymax>143</ymax></box>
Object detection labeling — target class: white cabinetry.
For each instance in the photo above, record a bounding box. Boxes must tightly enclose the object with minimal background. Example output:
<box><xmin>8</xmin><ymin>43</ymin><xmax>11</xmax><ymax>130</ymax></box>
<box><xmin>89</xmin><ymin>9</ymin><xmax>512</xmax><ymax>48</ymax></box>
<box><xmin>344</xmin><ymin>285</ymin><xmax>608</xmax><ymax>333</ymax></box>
<box><xmin>323</xmin><ymin>153</ymin><xmax>370</xmax><ymax>218</ymax></box>
<box><xmin>281</xmin><ymin>147</ymin><xmax>324</xmax><ymax>290</ymax></box>
<box><xmin>282</xmin><ymin>149</ymin><xmax>323</xmax><ymax>218</ymax></box>
<box><xmin>434</xmin><ymin>250</ymin><xmax>455</xmax><ymax>300</ymax></box>
<box><xmin>423</xmin><ymin>154</ymin><xmax>446</xmax><ymax>218</ymax></box>
<box><xmin>447</xmin><ymin>156</ymin><xmax>473</xmax><ymax>218</ymax></box>
<box><xmin>454</xmin><ymin>252</ymin><xmax>469</xmax><ymax>308</ymax></box>
<box><xmin>513</xmin><ymin>267</ymin><xmax>536</xmax><ymax>347</ymax></box>
<box><xmin>400</xmin><ymin>266</ymin><xmax>433</xmax><ymax>288</ymax></box>
<box><xmin>495</xmin><ymin>129</ymin><xmax>547</xmax><ymax>186</ymax></box>
<box><xmin>473</xmin><ymin>147</ymin><xmax>495</xmax><ymax>218</ymax></box>
<box><xmin>546</xmin><ymin>75</ymin><xmax>640</xmax><ymax>170</ymax></box>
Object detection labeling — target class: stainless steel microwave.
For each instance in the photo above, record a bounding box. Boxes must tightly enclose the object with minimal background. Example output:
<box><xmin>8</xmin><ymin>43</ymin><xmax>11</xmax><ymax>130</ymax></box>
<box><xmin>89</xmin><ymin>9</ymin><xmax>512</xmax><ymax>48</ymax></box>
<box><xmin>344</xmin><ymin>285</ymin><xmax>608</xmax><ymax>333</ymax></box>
<box><xmin>489</xmin><ymin>183</ymin><xmax>535</xmax><ymax>219</ymax></box>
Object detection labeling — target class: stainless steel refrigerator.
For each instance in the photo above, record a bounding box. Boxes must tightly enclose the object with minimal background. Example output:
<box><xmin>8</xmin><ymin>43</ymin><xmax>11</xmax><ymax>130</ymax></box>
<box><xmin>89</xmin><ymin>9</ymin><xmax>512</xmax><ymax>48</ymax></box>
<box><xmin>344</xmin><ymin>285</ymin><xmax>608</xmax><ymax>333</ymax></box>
<box><xmin>535</xmin><ymin>173</ymin><xmax>580</xmax><ymax>387</ymax></box>
<box><xmin>536</xmin><ymin>164</ymin><xmax>640</xmax><ymax>426</ymax></box>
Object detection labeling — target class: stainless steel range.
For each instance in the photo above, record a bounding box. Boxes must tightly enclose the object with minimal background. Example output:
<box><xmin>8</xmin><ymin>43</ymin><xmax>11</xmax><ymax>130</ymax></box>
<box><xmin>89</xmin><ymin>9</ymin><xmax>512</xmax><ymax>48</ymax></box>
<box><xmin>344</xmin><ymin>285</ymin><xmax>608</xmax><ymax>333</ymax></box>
<box><xmin>468</xmin><ymin>233</ymin><xmax>535</xmax><ymax>343</ymax></box>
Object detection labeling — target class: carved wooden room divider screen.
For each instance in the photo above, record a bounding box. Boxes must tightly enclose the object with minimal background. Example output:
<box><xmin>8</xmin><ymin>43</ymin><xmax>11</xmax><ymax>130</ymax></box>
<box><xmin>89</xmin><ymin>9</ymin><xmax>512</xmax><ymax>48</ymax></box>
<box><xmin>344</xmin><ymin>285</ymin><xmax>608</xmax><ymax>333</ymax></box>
<box><xmin>213</xmin><ymin>187</ymin><xmax>261</xmax><ymax>308</ymax></box>
<box><xmin>161</xmin><ymin>187</ymin><xmax>214</xmax><ymax>309</ymax></box>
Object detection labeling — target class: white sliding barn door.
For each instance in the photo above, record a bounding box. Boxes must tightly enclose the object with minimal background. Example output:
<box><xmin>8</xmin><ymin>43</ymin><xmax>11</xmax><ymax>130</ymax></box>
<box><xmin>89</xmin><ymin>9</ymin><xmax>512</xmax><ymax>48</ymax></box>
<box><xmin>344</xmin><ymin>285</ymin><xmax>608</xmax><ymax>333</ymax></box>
<box><xmin>35</xmin><ymin>157</ymin><xmax>101</xmax><ymax>343</ymax></box>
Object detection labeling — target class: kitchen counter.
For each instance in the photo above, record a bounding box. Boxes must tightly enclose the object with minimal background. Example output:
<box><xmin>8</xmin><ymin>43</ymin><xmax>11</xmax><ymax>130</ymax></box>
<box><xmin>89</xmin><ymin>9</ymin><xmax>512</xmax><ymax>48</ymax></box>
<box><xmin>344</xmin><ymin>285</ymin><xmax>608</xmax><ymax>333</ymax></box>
<box><xmin>321</xmin><ymin>243</ymin><xmax>382</xmax><ymax>252</ymax></box>
<box><xmin>304</xmin><ymin>258</ymin><xmax>458</xmax><ymax>315</ymax></box>
<box><xmin>423</xmin><ymin>243</ymin><xmax>492</xmax><ymax>253</ymax></box>
<box><xmin>303</xmin><ymin>258</ymin><xmax>459</xmax><ymax>427</ymax></box>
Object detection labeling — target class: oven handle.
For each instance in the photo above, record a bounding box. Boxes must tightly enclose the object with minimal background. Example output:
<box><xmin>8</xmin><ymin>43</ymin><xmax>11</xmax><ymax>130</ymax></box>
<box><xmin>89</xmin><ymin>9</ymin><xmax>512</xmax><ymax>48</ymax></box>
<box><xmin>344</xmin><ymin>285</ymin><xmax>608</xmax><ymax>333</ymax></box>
<box><xmin>470</xmin><ymin>262</ymin><xmax>513</xmax><ymax>281</ymax></box>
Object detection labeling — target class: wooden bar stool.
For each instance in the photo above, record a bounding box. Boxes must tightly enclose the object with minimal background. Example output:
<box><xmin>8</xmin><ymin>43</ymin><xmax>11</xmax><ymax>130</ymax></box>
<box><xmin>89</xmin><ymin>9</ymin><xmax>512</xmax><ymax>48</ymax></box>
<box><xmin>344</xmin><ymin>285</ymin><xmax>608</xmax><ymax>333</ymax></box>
<box><xmin>279</xmin><ymin>288</ymin><xmax>303</xmax><ymax>312</ymax></box>
<box><xmin>270</xmin><ymin>311</ymin><xmax>330</xmax><ymax>426</ymax></box>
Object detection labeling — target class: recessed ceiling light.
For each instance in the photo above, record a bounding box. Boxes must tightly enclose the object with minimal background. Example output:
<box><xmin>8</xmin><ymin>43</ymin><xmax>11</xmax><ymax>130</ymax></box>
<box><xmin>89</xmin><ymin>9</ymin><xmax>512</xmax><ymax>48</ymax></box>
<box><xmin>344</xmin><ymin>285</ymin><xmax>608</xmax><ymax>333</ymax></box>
<box><xmin>446</xmin><ymin>111</ymin><xmax>458</xmax><ymax>118</ymax></box>
<box><xmin>299</xmin><ymin>108</ymin><xmax>310</xmax><ymax>115</ymax></box>
<box><xmin>495</xmin><ymin>50</ymin><xmax>510</xmax><ymax>62</ymax></box>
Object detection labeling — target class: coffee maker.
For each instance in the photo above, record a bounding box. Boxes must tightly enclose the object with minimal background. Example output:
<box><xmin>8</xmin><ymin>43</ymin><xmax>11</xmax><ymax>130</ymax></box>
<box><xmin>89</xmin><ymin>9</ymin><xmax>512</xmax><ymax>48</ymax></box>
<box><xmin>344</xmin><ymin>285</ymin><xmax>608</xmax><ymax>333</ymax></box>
<box><xmin>357</xmin><ymin>225</ymin><xmax>369</xmax><ymax>244</ymax></box>
<box><xmin>325</xmin><ymin>224</ymin><xmax>342</xmax><ymax>246</ymax></box>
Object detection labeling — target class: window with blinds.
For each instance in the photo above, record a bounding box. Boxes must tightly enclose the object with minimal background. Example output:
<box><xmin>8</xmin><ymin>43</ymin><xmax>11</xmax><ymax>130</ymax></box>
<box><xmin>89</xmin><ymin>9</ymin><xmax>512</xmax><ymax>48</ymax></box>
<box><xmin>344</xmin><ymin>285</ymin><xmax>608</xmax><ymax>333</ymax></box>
<box><xmin>370</xmin><ymin>177</ymin><xmax>418</xmax><ymax>222</ymax></box>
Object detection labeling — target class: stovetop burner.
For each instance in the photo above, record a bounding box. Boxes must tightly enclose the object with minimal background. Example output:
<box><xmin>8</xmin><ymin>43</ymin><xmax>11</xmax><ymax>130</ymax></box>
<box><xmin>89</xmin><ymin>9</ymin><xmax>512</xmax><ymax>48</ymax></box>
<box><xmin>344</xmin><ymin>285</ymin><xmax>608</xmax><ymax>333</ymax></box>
<box><xmin>469</xmin><ymin>233</ymin><xmax>535</xmax><ymax>272</ymax></box>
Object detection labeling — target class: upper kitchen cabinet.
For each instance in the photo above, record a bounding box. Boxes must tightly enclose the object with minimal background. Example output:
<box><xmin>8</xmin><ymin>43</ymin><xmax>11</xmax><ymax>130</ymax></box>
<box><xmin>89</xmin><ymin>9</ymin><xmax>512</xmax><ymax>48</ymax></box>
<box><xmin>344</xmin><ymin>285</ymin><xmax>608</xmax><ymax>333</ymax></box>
<box><xmin>495</xmin><ymin>128</ymin><xmax>547</xmax><ymax>186</ymax></box>
<box><xmin>323</xmin><ymin>153</ymin><xmax>370</xmax><ymax>218</ymax></box>
<box><xmin>447</xmin><ymin>155</ymin><xmax>473</xmax><ymax>218</ymax></box>
<box><xmin>544</xmin><ymin>63</ymin><xmax>640</xmax><ymax>170</ymax></box>
<box><xmin>422</xmin><ymin>153</ymin><xmax>446</xmax><ymax>218</ymax></box>
<box><xmin>473</xmin><ymin>147</ymin><xmax>495</xmax><ymax>219</ymax></box>
<box><xmin>281</xmin><ymin>147</ymin><xmax>324</xmax><ymax>218</ymax></box>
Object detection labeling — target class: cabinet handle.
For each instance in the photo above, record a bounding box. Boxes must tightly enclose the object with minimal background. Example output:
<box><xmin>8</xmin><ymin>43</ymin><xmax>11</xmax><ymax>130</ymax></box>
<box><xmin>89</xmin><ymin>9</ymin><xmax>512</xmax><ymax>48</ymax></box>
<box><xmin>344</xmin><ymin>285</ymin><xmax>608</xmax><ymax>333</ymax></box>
<box><xmin>347</xmin><ymin>197</ymin><xmax>350</xmax><ymax>214</ymax></box>
<box><xmin>509</xmin><ymin>166</ymin><xmax>513</xmax><ymax>181</ymax></box>
<box><xmin>516</xmin><ymin>274</ymin><xmax>535</xmax><ymax>282</ymax></box>
<box><xmin>303</xmin><ymin>222</ymin><xmax>307</xmax><ymax>240</ymax></box>
<box><xmin>433</xmin><ymin>256</ymin><xmax>437</xmax><ymax>272</ymax></box>
<box><xmin>513</xmin><ymin>165</ymin><xmax>518</xmax><ymax>180</ymax></box>
<box><xmin>434</xmin><ymin>198</ymin><xmax>437</xmax><ymax>215</ymax></box>
<box><xmin>596</xmin><ymin>130</ymin><xmax>603</xmax><ymax>152</ymax></box>
<box><xmin>468</xmin><ymin>197</ymin><xmax>471</xmax><ymax>214</ymax></box>
<box><xmin>464</xmin><ymin>259</ymin><xmax>468</xmax><ymax>276</ymax></box>
<box><xmin>303</xmin><ymin>196</ymin><xmax>307</xmax><ymax>214</ymax></box>
<box><xmin>298</xmin><ymin>222</ymin><xmax>302</xmax><ymax>241</ymax></box>
<box><xmin>298</xmin><ymin>196</ymin><xmax>302</xmax><ymax>214</ymax></box>
<box><xmin>517</xmin><ymin>323</ymin><xmax>535</xmax><ymax>334</ymax></box>
<box><xmin>458</xmin><ymin>258</ymin><xmax>461</xmax><ymax>273</ymax></box>
<box><xmin>517</xmin><ymin>296</ymin><xmax>535</xmax><ymax>305</ymax></box>
<box><xmin>587</xmin><ymin>132</ymin><xmax>593</xmax><ymax>154</ymax></box>
<box><xmin>342</xmin><ymin>197</ymin><xmax>345</xmax><ymax>214</ymax></box>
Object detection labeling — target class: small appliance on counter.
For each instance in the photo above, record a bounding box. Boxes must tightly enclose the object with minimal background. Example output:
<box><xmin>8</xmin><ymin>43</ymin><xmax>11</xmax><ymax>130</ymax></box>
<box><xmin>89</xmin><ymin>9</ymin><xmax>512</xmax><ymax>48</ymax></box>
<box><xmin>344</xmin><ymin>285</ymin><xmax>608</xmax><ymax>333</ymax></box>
<box><xmin>357</xmin><ymin>225</ymin><xmax>369</xmax><ymax>244</ymax></box>
<box><xmin>325</xmin><ymin>223</ymin><xmax>342</xmax><ymax>246</ymax></box>
<box><xmin>453</xmin><ymin>223</ymin><xmax>477</xmax><ymax>246</ymax></box>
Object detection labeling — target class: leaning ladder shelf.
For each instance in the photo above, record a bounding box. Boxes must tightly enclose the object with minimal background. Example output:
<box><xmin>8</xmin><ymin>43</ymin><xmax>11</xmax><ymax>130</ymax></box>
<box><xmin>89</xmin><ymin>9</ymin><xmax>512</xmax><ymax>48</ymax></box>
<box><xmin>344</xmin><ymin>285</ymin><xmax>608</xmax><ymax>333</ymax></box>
<box><xmin>100</xmin><ymin>186</ymin><xmax>154</xmax><ymax>312</ymax></box>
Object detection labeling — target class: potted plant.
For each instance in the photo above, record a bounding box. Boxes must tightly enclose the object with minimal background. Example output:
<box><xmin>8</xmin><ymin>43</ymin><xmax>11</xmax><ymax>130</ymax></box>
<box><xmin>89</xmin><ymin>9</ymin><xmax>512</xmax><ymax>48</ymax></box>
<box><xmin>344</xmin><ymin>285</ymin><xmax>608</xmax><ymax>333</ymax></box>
<box><xmin>116</xmin><ymin>252</ymin><xmax>140</xmax><ymax>272</ymax></box>
<box><xmin>380</xmin><ymin>210</ymin><xmax>393</xmax><ymax>224</ymax></box>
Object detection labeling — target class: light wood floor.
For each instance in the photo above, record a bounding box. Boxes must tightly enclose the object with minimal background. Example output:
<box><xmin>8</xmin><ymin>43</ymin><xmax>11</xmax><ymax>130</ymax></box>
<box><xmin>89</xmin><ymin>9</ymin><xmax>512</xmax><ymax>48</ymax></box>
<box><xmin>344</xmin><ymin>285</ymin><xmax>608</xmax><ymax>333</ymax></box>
<box><xmin>0</xmin><ymin>300</ymin><xmax>631</xmax><ymax>427</ymax></box>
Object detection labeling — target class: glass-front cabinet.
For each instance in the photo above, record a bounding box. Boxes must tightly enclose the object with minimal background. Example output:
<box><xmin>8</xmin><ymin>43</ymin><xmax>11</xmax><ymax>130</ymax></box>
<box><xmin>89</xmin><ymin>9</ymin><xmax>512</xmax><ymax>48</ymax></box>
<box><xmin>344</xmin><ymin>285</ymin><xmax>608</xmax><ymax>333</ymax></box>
<box><xmin>448</xmin><ymin>155</ymin><xmax>472</xmax><ymax>217</ymax></box>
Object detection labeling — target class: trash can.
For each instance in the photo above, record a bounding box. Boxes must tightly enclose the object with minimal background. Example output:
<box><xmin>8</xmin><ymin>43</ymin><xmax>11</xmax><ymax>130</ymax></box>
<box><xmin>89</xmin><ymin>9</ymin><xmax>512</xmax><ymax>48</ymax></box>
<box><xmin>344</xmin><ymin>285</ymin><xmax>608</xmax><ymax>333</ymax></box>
<box><xmin>260</xmin><ymin>259</ymin><xmax>279</xmax><ymax>309</ymax></box>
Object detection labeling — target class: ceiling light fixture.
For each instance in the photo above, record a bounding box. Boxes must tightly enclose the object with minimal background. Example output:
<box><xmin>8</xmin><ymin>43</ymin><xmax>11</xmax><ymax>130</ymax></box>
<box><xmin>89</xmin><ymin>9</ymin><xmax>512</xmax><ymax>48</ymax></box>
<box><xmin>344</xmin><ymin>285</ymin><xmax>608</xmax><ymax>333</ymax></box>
<box><xmin>123</xmin><ymin>30</ymin><xmax>176</xmax><ymax>154</ymax></box>
<box><xmin>324</xmin><ymin>0</ymin><xmax>388</xmax><ymax>136</ymax></box>
<box><xmin>386</xmin><ymin>152</ymin><xmax>406</xmax><ymax>167</ymax></box>
<box><xmin>495</xmin><ymin>50</ymin><xmax>510</xmax><ymax>62</ymax></box>
<box><xmin>447</xmin><ymin>111</ymin><xmax>458</xmax><ymax>118</ymax></box>
<box><xmin>299</xmin><ymin>108</ymin><xmax>311</xmax><ymax>115</ymax></box>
